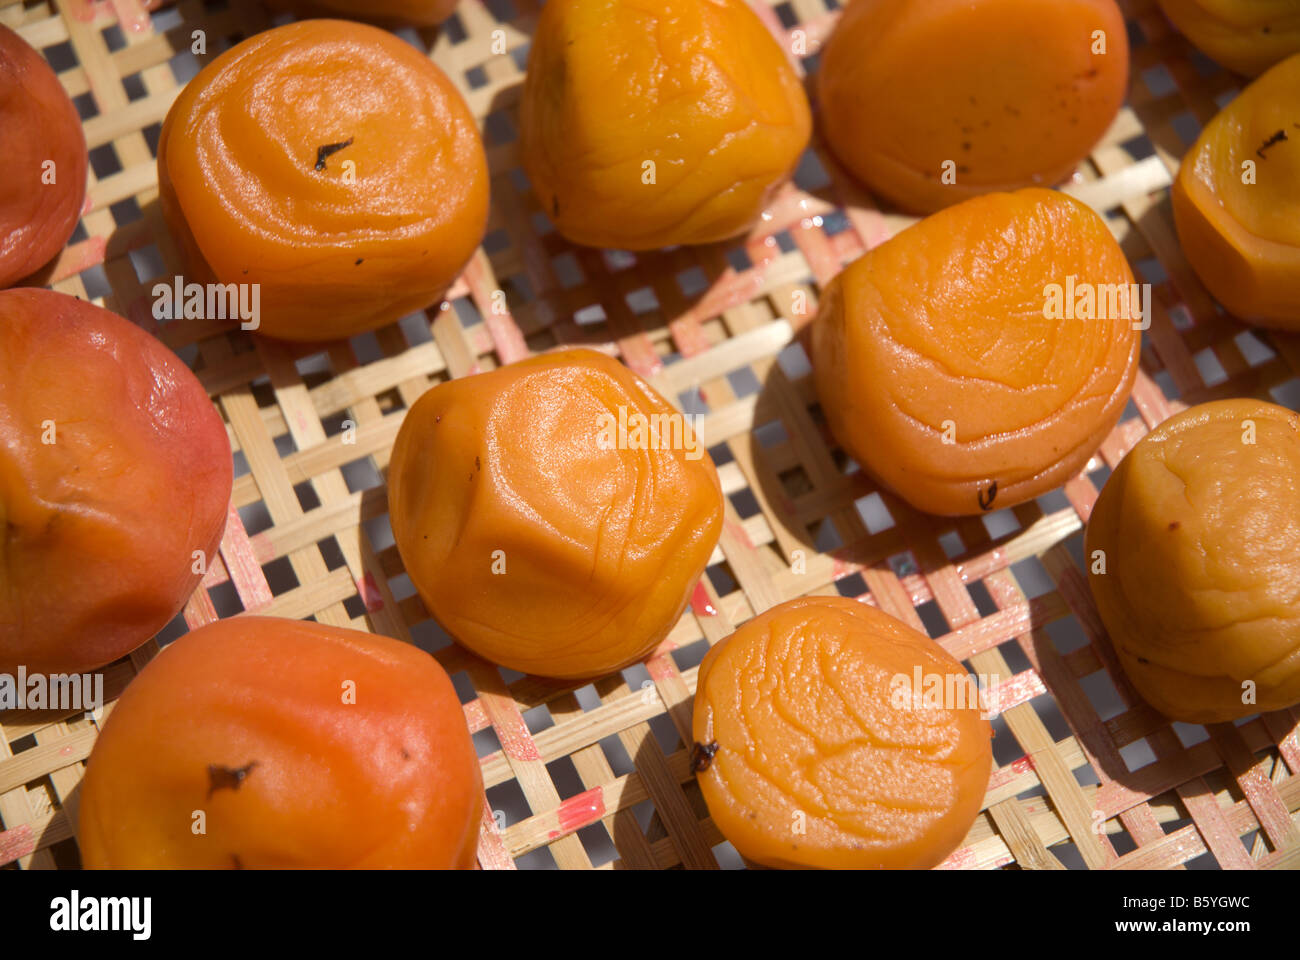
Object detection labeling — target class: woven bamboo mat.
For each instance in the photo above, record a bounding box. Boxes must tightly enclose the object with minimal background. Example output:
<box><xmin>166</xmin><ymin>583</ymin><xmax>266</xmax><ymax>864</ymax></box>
<box><xmin>2</xmin><ymin>0</ymin><xmax>1299</xmax><ymax>871</ymax></box>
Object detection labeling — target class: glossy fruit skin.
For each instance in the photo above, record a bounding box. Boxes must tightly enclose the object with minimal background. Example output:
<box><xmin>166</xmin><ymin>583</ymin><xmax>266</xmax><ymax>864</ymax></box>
<box><xmin>305</xmin><ymin>0</ymin><xmax>460</xmax><ymax>27</ymax></box>
<box><xmin>818</xmin><ymin>0</ymin><xmax>1129</xmax><ymax>214</ymax></box>
<box><xmin>0</xmin><ymin>25</ymin><xmax>87</xmax><ymax>288</ymax></box>
<box><xmin>389</xmin><ymin>348</ymin><xmax>724</xmax><ymax>679</ymax></box>
<box><xmin>1086</xmin><ymin>400</ymin><xmax>1300</xmax><ymax>724</ymax></box>
<box><xmin>1171</xmin><ymin>54</ymin><xmax>1300</xmax><ymax>329</ymax></box>
<box><xmin>810</xmin><ymin>188</ymin><xmax>1140</xmax><ymax>517</ymax></box>
<box><xmin>157</xmin><ymin>19</ymin><xmax>488</xmax><ymax>342</ymax></box>
<box><xmin>519</xmin><ymin>0</ymin><xmax>812</xmax><ymax>250</ymax></box>
<box><xmin>693</xmin><ymin>596</ymin><xmax>992</xmax><ymax>870</ymax></box>
<box><xmin>79</xmin><ymin>617</ymin><xmax>483</xmax><ymax>868</ymax></box>
<box><xmin>0</xmin><ymin>289</ymin><xmax>231</xmax><ymax>676</ymax></box>
<box><xmin>1156</xmin><ymin>0</ymin><xmax>1300</xmax><ymax>76</ymax></box>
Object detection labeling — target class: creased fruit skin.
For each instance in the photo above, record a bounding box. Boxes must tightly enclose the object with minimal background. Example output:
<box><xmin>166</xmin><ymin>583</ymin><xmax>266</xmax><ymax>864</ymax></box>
<box><xmin>818</xmin><ymin>0</ymin><xmax>1128</xmax><ymax>214</ymax></box>
<box><xmin>1171</xmin><ymin>53</ymin><xmax>1300</xmax><ymax>329</ymax></box>
<box><xmin>0</xmin><ymin>289</ymin><xmax>231</xmax><ymax>676</ymax></box>
<box><xmin>158</xmin><ymin>20</ymin><xmax>487</xmax><ymax>341</ymax></box>
<box><xmin>79</xmin><ymin>617</ymin><xmax>483</xmax><ymax>868</ymax></box>
<box><xmin>1155</xmin><ymin>0</ymin><xmax>1300</xmax><ymax>76</ymax></box>
<box><xmin>0</xmin><ymin>25</ymin><xmax>87</xmax><ymax>288</ymax></box>
<box><xmin>1086</xmin><ymin>400</ymin><xmax>1300</xmax><ymax>724</ymax></box>
<box><xmin>389</xmin><ymin>348</ymin><xmax>724</xmax><ymax>679</ymax></box>
<box><xmin>811</xmin><ymin>188</ymin><xmax>1140</xmax><ymax>517</ymax></box>
<box><xmin>519</xmin><ymin>0</ymin><xmax>812</xmax><ymax>250</ymax></box>
<box><xmin>693</xmin><ymin>596</ymin><xmax>992</xmax><ymax>870</ymax></box>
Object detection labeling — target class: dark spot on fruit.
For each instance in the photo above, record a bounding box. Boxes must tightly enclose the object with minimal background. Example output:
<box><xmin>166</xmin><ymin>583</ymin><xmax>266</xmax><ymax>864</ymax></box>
<box><xmin>1137</xmin><ymin>657</ymin><xmax>1151</xmax><ymax>665</ymax></box>
<box><xmin>978</xmin><ymin>481</ymin><xmax>999</xmax><ymax>512</ymax></box>
<box><xmin>401</xmin><ymin>748</ymin><xmax>411</xmax><ymax>760</ymax></box>
<box><xmin>208</xmin><ymin>761</ymin><xmax>258</xmax><ymax>798</ymax></box>
<box><xmin>1168</xmin><ymin>521</ymin><xmax>1180</xmax><ymax>531</ymax></box>
<box><xmin>691</xmin><ymin>740</ymin><xmax>719</xmax><ymax>773</ymax></box>
<box><xmin>355</xmin><ymin>258</ymin><xmax>363</xmax><ymax>265</ymax></box>
<box><xmin>1257</xmin><ymin>129</ymin><xmax>1287</xmax><ymax>159</ymax></box>
<box><xmin>475</xmin><ymin>455</ymin><xmax>481</xmax><ymax>471</ymax></box>
<box><xmin>231</xmin><ymin>854</ymin><xmax>244</xmax><ymax>869</ymax></box>
<box><xmin>314</xmin><ymin>137</ymin><xmax>354</xmax><ymax>171</ymax></box>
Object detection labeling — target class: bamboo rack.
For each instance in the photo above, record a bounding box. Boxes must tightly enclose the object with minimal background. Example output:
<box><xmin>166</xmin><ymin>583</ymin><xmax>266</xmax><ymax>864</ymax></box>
<box><xmin>2</xmin><ymin>0</ymin><xmax>1298</xmax><ymax>870</ymax></box>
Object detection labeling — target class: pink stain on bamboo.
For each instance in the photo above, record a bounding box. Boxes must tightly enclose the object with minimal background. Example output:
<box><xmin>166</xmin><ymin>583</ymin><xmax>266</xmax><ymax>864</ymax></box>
<box><xmin>689</xmin><ymin>581</ymin><xmax>717</xmax><ymax>617</ymax></box>
<box><xmin>555</xmin><ymin>787</ymin><xmax>605</xmax><ymax>834</ymax></box>
<box><xmin>355</xmin><ymin>571</ymin><xmax>384</xmax><ymax>612</ymax></box>
<box><xmin>0</xmin><ymin>824</ymin><xmax>36</xmax><ymax>867</ymax></box>
<box><xmin>479</xmin><ymin>689</ymin><xmax>541</xmax><ymax>762</ymax></box>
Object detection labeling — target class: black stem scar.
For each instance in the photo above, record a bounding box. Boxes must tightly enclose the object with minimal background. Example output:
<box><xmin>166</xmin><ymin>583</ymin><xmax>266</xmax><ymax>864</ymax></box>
<box><xmin>978</xmin><ymin>481</ymin><xmax>999</xmax><ymax>512</ymax></box>
<box><xmin>208</xmin><ymin>761</ymin><xmax>258</xmax><ymax>798</ymax></box>
<box><xmin>691</xmin><ymin>741</ymin><xmax>719</xmax><ymax>773</ymax></box>
<box><xmin>314</xmin><ymin>138</ymin><xmax>354</xmax><ymax>171</ymax></box>
<box><xmin>1257</xmin><ymin>129</ymin><xmax>1287</xmax><ymax>159</ymax></box>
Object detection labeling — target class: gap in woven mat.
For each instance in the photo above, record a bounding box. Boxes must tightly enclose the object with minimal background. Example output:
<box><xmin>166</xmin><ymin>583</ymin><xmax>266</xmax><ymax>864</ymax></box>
<box><xmin>1240</xmin><ymin>829</ymin><xmax>1269</xmax><ymax>861</ymax></box>
<box><xmin>833</xmin><ymin>572</ymin><xmax>867</xmax><ymax>600</ymax></box>
<box><xmin>206</xmin><ymin>579</ymin><xmax>243</xmax><ymax>619</ymax></box>
<box><xmin>341</xmin><ymin>456</ymin><xmax>384</xmax><ymax>494</ymax></box>
<box><xmin>1079</xmin><ymin>670</ymin><xmax>1126</xmax><ymax>723</ymax></box>
<box><xmin>398</xmin><ymin>310</ymin><xmax>434</xmax><ymax>346</ymax></box>
<box><xmin>1118</xmin><ymin>738</ymin><xmax>1158</xmax><ymax>773</ymax></box>
<box><xmin>1107</xmin><ymin>820</ymin><xmax>1138</xmax><ymax>857</ymax></box>
<box><xmin>514</xmin><ymin>846</ymin><xmax>558</xmax><ymax>870</ymax></box>
<box><xmin>291</xmin><ymin>480</ymin><xmax>319</xmax><ymax>513</ymax></box>
<box><xmin>409</xmin><ymin>618</ymin><xmax>455</xmax><ymax>655</ymax></box>
<box><xmin>471</xmin><ymin>725</ymin><xmax>500</xmax><ymax>760</ymax></box>
<box><xmin>814</xmin><ymin>517</ymin><xmax>844</xmax><ymax>553</ymax></box>
<box><xmin>111</xmin><ymin>196</ymin><xmax>143</xmax><ymax>230</ymax></box>
<box><xmin>1270</xmin><ymin>376</ymin><xmax>1300</xmax><ymax>412</ymax></box>
<box><xmin>155</xmin><ymin>610</ymin><xmax>189</xmax><ymax>649</ymax></box>
<box><xmin>1045</xmin><ymin>616</ymin><xmax>1089</xmax><ymax>656</ymax></box>
<box><xmin>315</xmin><ymin>534</ymin><xmax>346</xmax><ymax>573</ymax></box>
<box><xmin>981</xmin><ymin>507</ymin><xmax>1020</xmax><ymax>540</ymax></box>
<box><xmin>1071</xmin><ymin>763</ymin><xmax>1102</xmax><ymax>789</ymax></box>
<box><xmin>778</xmin><ymin>463</ymin><xmax>813</xmax><ymax>499</ymax></box>
<box><xmin>128</xmin><ymin>243</ymin><xmax>163</xmax><ymax>286</ymax></box>
<box><xmin>937</xmin><ymin>529</ymin><xmax>964</xmax><ymax>560</ymax></box>
<box><xmin>520</xmin><ymin>704</ymin><xmax>554</xmax><ymax>737</ymax></box>
<box><xmin>966</xmin><ymin>580</ymin><xmax>999</xmax><ymax>618</ymax></box>
<box><xmin>1234</xmin><ymin>330</ymin><xmax>1275</xmax><ymax>367</ymax></box>
<box><xmin>544</xmin><ymin>755</ymin><xmax>585</xmax><ymax>802</ymax></box>
<box><xmin>705</xmin><ymin>560</ymin><xmax>738</xmax><ymax>598</ymax></box>
<box><xmin>915</xmin><ymin>601</ymin><xmax>950</xmax><ymax>639</ymax></box>
<box><xmin>598</xmin><ymin>735</ymin><xmax>636</xmax><ymax>779</ymax></box>
<box><xmin>990</xmin><ymin>715</ymin><xmax>1028</xmax><ymax>769</ymax></box>
<box><xmin>994</xmin><ymin>637</ymin><xmax>1034</xmax><ymax>676</ymax></box>
<box><xmin>1171</xmin><ymin>722</ymin><xmax>1209</xmax><ymax>749</ymax></box>
<box><xmin>260</xmin><ymin>555</ymin><xmax>299</xmax><ymax>595</ymax></box>
<box><xmin>576</xmin><ymin>823</ymin><xmax>617</xmax><ymax>868</ymax></box>
<box><xmin>361</xmin><ymin>513</ymin><xmax>395</xmax><ymax>553</ymax></box>
<box><xmin>447</xmin><ymin>670</ymin><xmax>476</xmax><ymax>705</ymax></box>
<box><xmin>854</xmin><ymin>491</ymin><xmax>894</xmax><ymax>535</ymax></box>
<box><xmin>485</xmin><ymin>779</ymin><xmax>529</xmax><ymax>832</ymax></box>
<box><xmin>712</xmin><ymin>840</ymin><xmax>746</xmax><ymax>870</ymax></box>
<box><xmin>1025</xmin><ymin>691</ymin><xmax>1073</xmax><ymax>745</ymax></box>
<box><xmin>671</xmin><ymin>639</ymin><xmax>710</xmax><ymax>674</ymax></box>
<box><xmin>1009</xmin><ymin>556</ymin><xmax>1055</xmax><ymax>599</ymax></box>
<box><xmin>728</xmin><ymin>487</ymin><xmax>762</xmax><ymax>520</ymax></box>
<box><xmin>1193</xmin><ymin>347</ymin><xmax>1230</xmax><ymax>388</ymax></box>
<box><xmin>793</xmin><ymin>148</ymin><xmax>832</xmax><ymax>195</ymax></box>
